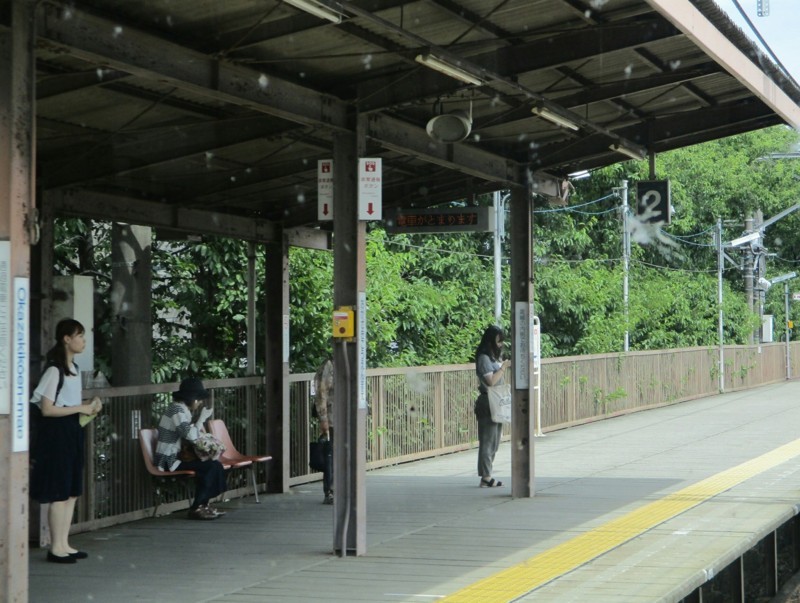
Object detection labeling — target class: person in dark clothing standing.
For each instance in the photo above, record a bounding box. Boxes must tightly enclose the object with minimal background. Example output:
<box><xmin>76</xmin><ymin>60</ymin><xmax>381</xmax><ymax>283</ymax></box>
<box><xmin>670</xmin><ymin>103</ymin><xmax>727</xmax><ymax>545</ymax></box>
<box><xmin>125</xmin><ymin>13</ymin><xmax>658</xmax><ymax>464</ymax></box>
<box><xmin>474</xmin><ymin>325</ymin><xmax>510</xmax><ymax>488</ymax></box>
<box><xmin>314</xmin><ymin>359</ymin><xmax>334</xmax><ymax>504</ymax></box>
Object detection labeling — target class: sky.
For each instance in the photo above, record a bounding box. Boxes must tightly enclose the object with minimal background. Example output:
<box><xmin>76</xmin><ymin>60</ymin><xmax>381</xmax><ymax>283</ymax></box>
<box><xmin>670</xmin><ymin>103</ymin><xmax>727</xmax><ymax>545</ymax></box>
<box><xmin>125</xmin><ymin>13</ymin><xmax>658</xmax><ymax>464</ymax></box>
<box><xmin>713</xmin><ymin>0</ymin><xmax>800</xmax><ymax>85</ymax></box>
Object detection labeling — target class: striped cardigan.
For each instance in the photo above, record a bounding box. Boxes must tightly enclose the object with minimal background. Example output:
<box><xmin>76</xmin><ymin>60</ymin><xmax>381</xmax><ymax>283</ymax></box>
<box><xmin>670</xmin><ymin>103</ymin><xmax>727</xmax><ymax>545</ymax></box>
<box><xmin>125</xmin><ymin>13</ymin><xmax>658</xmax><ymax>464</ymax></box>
<box><xmin>154</xmin><ymin>402</ymin><xmax>202</xmax><ymax>471</ymax></box>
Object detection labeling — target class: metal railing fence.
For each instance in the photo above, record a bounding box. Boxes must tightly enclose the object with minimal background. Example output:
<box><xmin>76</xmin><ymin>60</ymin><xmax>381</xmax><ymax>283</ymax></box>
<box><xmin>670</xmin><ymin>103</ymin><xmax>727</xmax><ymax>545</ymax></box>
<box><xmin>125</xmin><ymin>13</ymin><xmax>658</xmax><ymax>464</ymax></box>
<box><xmin>64</xmin><ymin>342</ymin><xmax>797</xmax><ymax>535</ymax></box>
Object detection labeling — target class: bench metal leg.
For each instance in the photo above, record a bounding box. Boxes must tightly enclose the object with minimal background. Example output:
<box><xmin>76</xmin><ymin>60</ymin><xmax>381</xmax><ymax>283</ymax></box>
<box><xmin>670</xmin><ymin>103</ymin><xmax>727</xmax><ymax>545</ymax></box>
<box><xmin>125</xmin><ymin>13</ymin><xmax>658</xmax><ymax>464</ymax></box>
<box><xmin>250</xmin><ymin>466</ymin><xmax>260</xmax><ymax>503</ymax></box>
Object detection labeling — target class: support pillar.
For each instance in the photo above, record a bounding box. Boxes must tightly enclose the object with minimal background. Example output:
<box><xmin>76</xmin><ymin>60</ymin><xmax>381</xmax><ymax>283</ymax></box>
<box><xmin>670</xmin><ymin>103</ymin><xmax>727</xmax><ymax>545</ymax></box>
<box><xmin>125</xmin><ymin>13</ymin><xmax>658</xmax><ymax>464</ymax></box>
<box><xmin>1</xmin><ymin>0</ymin><xmax>36</xmax><ymax>599</ymax></box>
<box><xmin>509</xmin><ymin>185</ymin><xmax>535</xmax><ymax>498</ymax></box>
<box><xmin>264</xmin><ymin>232</ymin><xmax>289</xmax><ymax>493</ymax></box>
<box><xmin>331</xmin><ymin>130</ymin><xmax>367</xmax><ymax>556</ymax></box>
<box><xmin>110</xmin><ymin>223</ymin><xmax>152</xmax><ymax>385</ymax></box>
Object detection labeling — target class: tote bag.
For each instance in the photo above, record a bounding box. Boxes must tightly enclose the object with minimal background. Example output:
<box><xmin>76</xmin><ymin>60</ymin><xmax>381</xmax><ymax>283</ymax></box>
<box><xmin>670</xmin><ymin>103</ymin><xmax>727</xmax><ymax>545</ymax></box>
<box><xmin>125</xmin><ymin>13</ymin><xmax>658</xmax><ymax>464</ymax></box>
<box><xmin>487</xmin><ymin>383</ymin><xmax>512</xmax><ymax>424</ymax></box>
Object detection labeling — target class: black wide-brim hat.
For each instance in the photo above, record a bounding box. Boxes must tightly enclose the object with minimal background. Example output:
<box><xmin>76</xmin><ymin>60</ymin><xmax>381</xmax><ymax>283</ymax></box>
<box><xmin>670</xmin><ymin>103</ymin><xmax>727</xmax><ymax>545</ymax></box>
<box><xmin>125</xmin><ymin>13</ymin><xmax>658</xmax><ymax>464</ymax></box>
<box><xmin>173</xmin><ymin>377</ymin><xmax>210</xmax><ymax>402</ymax></box>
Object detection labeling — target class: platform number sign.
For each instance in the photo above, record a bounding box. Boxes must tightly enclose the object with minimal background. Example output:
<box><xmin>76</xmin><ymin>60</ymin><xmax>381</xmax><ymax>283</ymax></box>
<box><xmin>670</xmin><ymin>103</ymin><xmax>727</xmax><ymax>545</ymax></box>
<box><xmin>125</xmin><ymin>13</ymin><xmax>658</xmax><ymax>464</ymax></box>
<box><xmin>636</xmin><ymin>180</ymin><xmax>671</xmax><ymax>225</ymax></box>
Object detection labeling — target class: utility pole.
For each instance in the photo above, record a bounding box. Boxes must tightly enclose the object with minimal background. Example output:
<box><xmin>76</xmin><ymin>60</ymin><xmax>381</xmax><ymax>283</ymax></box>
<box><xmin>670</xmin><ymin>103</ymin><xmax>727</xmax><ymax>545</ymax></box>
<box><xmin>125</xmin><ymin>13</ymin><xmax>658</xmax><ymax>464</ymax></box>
<box><xmin>620</xmin><ymin>180</ymin><xmax>630</xmax><ymax>352</ymax></box>
<box><xmin>493</xmin><ymin>191</ymin><xmax>505</xmax><ymax>325</ymax></box>
<box><xmin>743</xmin><ymin>214</ymin><xmax>755</xmax><ymax>343</ymax></box>
<box><xmin>754</xmin><ymin>210</ymin><xmax>765</xmax><ymax>343</ymax></box>
<box><xmin>785</xmin><ymin>282</ymin><xmax>791</xmax><ymax>379</ymax></box>
<box><xmin>717</xmin><ymin>218</ymin><xmax>725</xmax><ymax>392</ymax></box>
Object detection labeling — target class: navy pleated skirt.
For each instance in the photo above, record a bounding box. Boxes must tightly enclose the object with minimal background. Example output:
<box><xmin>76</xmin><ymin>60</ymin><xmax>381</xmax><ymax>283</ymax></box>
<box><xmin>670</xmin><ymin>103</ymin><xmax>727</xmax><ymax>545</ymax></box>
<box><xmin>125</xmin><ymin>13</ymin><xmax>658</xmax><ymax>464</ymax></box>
<box><xmin>30</xmin><ymin>412</ymin><xmax>85</xmax><ymax>503</ymax></box>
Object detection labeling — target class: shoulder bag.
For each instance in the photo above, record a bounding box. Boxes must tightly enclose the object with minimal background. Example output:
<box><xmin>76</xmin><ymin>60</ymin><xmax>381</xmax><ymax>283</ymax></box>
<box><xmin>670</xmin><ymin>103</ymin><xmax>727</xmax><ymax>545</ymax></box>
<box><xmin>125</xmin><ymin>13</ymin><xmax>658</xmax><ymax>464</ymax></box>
<box><xmin>487</xmin><ymin>383</ymin><xmax>512</xmax><ymax>424</ymax></box>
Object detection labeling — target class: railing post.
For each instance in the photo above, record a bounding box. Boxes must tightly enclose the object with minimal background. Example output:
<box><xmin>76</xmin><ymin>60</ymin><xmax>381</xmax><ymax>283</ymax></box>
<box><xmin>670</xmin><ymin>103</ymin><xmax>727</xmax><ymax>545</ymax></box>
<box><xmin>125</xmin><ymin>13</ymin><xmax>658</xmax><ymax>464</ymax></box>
<box><xmin>376</xmin><ymin>375</ymin><xmax>385</xmax><ymax>462</ymax></box>
<box><xmin>434</xmin><ymin>371</ymin><xmax>444</xmax><ymax>451</ymax></box>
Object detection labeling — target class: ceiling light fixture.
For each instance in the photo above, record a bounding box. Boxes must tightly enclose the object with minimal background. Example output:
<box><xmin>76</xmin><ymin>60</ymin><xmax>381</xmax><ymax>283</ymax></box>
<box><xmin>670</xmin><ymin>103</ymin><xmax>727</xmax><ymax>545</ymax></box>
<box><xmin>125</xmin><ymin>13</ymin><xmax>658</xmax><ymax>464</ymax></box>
<box><xmin>414</xmin><ymin>53</ymin><xmax>483</xmax><ymax>86</ymax></box>
<box><xmin>531</xmin><ymin>105</ymin><xmax>579</xmax><ymax>131</ymax></box>
<box><xmin>283</xmin><ymin>0</ymin><xmax>342</xmax><ymax>23</ymax></box>
<box><xmin>609</xmin><ymin>142</ymin><xmax>646</xmax><ymax>161</ymax></box>
<box><xmin>426</xmin><ymin>100</ymin><xmax>473</xmax><ymax>143</ymax></box>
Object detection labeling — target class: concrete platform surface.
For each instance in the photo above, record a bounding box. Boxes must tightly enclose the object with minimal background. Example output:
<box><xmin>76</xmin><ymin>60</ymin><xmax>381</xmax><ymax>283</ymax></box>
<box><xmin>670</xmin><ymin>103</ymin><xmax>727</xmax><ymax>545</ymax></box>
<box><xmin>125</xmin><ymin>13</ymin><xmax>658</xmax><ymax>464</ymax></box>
<box><xmin>28</xmin><ymin>379</ymin><xmax>800</xmax><ymax>602</ymax></box>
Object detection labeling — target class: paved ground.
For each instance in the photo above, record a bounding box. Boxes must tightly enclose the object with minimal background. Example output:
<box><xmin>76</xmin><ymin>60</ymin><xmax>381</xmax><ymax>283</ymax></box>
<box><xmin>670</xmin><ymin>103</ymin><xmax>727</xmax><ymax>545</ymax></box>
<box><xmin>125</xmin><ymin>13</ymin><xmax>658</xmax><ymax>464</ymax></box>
<box><xmin>28</xmin><ymin>379</ymin><xmax>800</xmax><ymax>602</ymax></box>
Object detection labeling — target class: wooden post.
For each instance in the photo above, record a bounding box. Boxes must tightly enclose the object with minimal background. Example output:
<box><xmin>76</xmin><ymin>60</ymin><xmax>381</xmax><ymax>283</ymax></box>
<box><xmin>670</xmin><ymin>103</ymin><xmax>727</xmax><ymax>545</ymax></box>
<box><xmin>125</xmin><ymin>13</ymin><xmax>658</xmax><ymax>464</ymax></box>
<box><xmin>331</xmin><ymin>129</ymin><xmax>367</xmax><ymax>556</ymax></box>
<box><xmin>264</xmin><ymin>231</ymin><xmax>289</xmax><ymax>493</ymax></box>
<box><xmin>0</xmin><ymin>0</ymin><xmax>35</xmax><ymax>598</ymax></box>
<box><xmin>509</xmin><ymin>185</ymin><xmax>535</xmax><ymax>498</ymax></box>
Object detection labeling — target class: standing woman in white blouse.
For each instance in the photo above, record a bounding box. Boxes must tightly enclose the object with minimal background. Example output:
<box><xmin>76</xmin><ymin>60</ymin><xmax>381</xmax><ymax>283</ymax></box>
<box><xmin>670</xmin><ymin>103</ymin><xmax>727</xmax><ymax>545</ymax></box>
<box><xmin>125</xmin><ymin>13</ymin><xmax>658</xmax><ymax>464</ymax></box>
<box><xmin>30</xmin><ymin>319</ymin><xmax>102</xmax><ymax>563</ymax></box>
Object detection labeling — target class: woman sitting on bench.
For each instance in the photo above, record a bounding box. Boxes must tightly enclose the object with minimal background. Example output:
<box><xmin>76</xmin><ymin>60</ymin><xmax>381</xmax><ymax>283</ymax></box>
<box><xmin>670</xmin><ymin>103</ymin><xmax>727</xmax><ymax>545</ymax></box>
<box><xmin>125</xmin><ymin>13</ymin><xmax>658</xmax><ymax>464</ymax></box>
<box><xmin>154</xmin><ymin>377</ymin><xmax>227</xmax><ymax>520</ymax></box>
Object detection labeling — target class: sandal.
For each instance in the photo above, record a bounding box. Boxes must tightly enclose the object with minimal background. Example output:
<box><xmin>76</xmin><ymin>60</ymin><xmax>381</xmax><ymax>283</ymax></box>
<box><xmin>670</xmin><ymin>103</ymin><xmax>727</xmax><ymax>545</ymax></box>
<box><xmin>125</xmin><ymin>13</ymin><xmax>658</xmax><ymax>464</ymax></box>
<box><xmin>480</xmin><ymin>478</ymin><xmax>503</xmax><ymax>488</ymax></box>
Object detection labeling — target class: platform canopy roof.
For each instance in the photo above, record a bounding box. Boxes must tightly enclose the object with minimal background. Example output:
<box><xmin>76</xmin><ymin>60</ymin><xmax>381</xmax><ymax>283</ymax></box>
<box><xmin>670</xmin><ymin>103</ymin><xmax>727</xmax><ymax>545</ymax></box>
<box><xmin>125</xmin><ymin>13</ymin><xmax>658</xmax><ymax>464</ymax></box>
<box><xmin>11</xmin><ymin>0</ymin><xmax>800</xmax><ymax>235</ymax></box>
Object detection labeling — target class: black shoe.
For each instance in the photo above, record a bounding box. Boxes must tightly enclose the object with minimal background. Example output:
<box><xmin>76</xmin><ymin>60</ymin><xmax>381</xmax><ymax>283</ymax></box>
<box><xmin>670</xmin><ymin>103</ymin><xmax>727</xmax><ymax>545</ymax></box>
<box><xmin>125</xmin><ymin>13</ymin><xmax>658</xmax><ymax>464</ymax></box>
<box><xmin>69</xmin><ymin>551</ymin><xmax>88</xmax><ymax>560</ymax></box>
<box><xmin>323</xmin><ymin>493</ymin><xmax>334</xmax><ymax>505</ymax></box>
<box><xmin>47</xmin><ymin>551</ymin><xmax>77</xmax><ymax>564</ymax></box>
<box><xmin>187</xmin><ymin>507</ymin><xmax>217</xmax><ymax>520</ymax></box>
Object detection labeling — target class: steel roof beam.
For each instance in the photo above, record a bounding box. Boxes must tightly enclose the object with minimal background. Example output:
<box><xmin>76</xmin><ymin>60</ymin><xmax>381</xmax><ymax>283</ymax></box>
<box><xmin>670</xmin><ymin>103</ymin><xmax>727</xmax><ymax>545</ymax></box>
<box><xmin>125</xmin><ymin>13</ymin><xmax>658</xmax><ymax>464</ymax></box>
<box><xmin>42</xmin><ymin>116</ymin><xmax>300</xmax><ymax>188</ymax></box>
<box><xmin>534</xmin><ymin>98</ymin><xmax>779</xmax><ymax>172</ymax></box>
<box><xmin>33</xmin><ymin>4</ymin><xmax>350</xmax><ymax>131</ymax></box>
<box><xmin>355</xmin><ymin>17</ymin><xmax>682</xmax><ymax>112</ymax></box>
<box><xmin>46</xmin><ymin>189</ymin><xmax>280</xmax><ymax>242</ymax></box>
<box><xmin>32</xmin><ymin>5</ymin><xmax>545</xmax><ymax>190</ymax></box>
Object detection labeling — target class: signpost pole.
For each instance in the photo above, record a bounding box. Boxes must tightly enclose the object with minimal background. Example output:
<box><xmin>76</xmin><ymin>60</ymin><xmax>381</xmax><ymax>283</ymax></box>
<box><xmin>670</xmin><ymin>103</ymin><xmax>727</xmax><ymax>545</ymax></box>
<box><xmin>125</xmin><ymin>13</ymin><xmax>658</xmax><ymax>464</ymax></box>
<box><xmin>786</xmin><ymin>283</ymin><xmax>791</xmax><ymax>380</ymax></box>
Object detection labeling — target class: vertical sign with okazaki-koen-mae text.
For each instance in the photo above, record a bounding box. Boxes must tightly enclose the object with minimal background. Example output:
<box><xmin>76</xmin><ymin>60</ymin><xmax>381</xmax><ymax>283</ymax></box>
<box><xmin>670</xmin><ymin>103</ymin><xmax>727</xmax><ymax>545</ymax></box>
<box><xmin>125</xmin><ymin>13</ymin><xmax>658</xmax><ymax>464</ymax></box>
<box><xmin>0</xmin><ymin>242</ymin><xmax>9</xmax><ymax>415</ymax></box>
<box><xmin>13</xmin><ymin>277</ymin><xmax>30</xmax><ymax>452</ymax></box>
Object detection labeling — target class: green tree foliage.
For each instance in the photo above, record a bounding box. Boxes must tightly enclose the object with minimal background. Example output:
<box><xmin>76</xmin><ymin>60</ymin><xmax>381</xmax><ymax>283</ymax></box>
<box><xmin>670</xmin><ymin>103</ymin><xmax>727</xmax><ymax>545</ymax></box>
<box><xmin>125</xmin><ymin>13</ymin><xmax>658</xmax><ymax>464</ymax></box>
<box><xmin>534</xmin><ymin>125</ymin><xmax>800</xmax><ymax>355</ymax></box>
<box><xmin>151</xmin><ymin>237</ymin><xmax>263</xmax><ymax>381</ymax></box>
<box><xmin>288</xmin><ymin>246</ymin><xmax>333</xmax><ymax>372</ymax></box>
<box><xmin>368</xmin><ymin>227</ymin><xmax>500</xmax><ymax>368</ymax></box>
<box><xmin>289</xmin><ymin>225</ymin><xmax>501</xmax><ymax>373</ymax></box>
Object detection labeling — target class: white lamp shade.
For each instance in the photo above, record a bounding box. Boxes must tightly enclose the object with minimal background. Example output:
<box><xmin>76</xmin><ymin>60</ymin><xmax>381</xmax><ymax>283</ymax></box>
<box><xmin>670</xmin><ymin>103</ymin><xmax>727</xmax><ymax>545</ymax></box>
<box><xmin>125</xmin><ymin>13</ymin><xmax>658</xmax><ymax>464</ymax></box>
<box><xmin>426</xmin><ymin>110</ymin><xmax>472</xmax><ymax>143</ymax></box>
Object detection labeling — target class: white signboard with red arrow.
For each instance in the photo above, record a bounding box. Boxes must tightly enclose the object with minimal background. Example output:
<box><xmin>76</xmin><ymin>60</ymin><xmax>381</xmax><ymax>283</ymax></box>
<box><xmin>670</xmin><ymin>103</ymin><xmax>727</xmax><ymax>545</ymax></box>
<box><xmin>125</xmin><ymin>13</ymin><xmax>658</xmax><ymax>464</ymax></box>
<box><xmin>317</xmin><ymin>159</ymin><xmax>333</xmax><ymax>221</ymax></box>
<box><xmin>358</xmin><ymin>158</ymin><xmax>382</xmax><ymax>220</ymax></box>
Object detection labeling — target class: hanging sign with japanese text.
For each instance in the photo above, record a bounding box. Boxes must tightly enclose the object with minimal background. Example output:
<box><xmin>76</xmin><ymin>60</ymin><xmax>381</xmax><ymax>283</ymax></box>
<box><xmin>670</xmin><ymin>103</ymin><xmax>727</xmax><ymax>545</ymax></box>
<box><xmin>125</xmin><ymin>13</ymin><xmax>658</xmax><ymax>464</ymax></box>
<box><xmin>358</xmin><ymin>158</ymin><xmax>382</xmax><ymax>220</ymax></box>
<box><xmin>385</xmin><ymin>206</ymin><xmax>494</xmax><ymax>234</ymax></box>
<box><xmin>317</xmin><ymin>159</ymin><xmax>334</xmax><ymax>221</ymax></box>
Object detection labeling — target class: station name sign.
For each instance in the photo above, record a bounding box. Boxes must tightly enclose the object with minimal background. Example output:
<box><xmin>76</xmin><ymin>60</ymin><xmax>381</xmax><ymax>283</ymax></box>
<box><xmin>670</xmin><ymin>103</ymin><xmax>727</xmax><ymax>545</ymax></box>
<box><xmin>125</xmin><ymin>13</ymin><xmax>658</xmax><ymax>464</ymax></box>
<box><xmin>385</xmin><ymin>206</ymin><xmax>494</xmax><ymax>234</ymax></box>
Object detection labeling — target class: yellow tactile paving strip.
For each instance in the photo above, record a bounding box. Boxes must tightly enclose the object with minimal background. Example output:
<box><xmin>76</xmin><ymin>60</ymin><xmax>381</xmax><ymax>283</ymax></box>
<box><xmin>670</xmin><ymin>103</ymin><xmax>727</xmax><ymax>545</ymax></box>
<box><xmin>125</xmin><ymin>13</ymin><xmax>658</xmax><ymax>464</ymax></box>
<box><xmin>442</xmin><ymin>437</ymin><xmax>800</xmax><ymax>603</ymax></box>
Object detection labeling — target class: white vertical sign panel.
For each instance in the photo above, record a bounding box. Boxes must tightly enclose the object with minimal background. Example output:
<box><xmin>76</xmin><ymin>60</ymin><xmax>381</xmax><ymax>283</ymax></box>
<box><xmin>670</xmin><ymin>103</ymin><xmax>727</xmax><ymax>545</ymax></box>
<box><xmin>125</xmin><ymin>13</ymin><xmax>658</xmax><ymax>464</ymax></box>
<box><xmin>358</xmin><ymin>158</ymin><xmax>382</xmax><ymax>220</ymax></box>
<box><xmin>532</xmin><ymin>315</ymin><xmax>541</xmax><ymax>369</ymax></box>
<box><xmin>0</xmin><ymin>242</ymin><xmax>9</xmax><ymax>414</ymax></box>
<box><xmin>358</xmin><ymin>292</ymin><xmax>367</xmax><ymax>410</ymax></box>
<box><xmin>514</xmin><ymin>301</ymin><xmax>530</xmax><ymax>389</ymax></box>
<box><xmin>317</xmin><ymin>159</ymin><xmax>334</xmax><ymax>221</ymax></box>
<box><xmin>282</xmin><ymin>314</ymin><xmax>290</xmax><ymax>363</ymax></box>
<box><xmin>13</xmin><ymin>277</ymin><xmax>30</xmax><ymax>452</ymax></box>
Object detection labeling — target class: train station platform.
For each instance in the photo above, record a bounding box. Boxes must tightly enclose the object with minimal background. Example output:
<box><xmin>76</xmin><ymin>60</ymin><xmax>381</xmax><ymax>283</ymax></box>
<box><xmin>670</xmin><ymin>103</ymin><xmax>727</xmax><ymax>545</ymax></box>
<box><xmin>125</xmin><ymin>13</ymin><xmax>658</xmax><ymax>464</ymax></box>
<box><xmin>29</xmin><ymin>379</ymin><xmax>800</xmax><ymax>602</ymax></box>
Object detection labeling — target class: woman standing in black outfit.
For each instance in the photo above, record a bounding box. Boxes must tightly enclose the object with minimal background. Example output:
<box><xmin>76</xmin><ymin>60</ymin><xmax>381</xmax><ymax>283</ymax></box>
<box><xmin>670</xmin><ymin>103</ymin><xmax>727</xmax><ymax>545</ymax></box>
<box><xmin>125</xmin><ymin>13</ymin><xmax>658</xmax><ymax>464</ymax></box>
<box><xmin>30</xmin><ymin>319</ymin><xmax>102</xmax><ymax>563</ymax></box>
